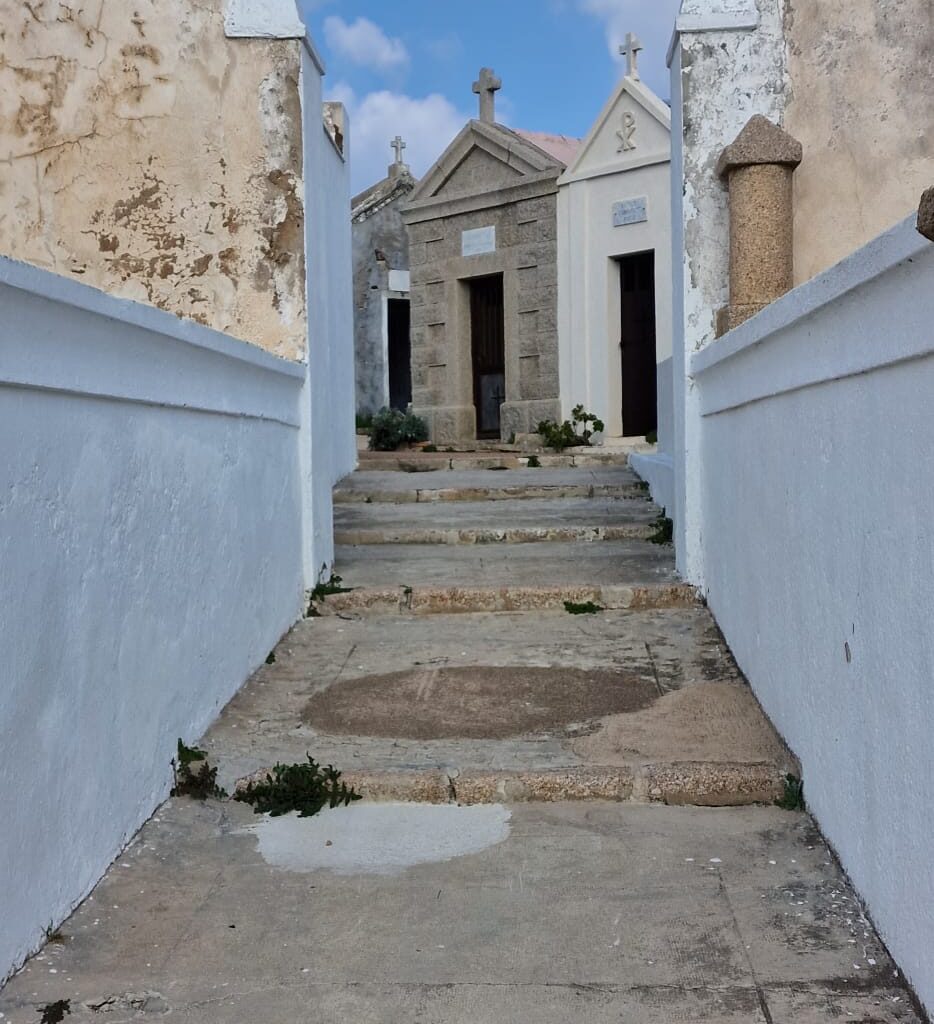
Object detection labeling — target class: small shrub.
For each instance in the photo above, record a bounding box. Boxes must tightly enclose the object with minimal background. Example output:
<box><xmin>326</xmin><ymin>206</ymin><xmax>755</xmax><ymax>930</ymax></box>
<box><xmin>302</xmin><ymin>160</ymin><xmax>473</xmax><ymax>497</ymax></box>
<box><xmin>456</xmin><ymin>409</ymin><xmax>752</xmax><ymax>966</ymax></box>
<box><xmin>645</xmin><ymin>429</ymin><xmax>658</xmax><ymax>445</ymax></box>
<box><xmin>355</xmin><ymin>412</ymin><xmax>374</xmax><ymax>431</ymax></box>
<box><xmin>537</xmin><ymin>404</ymin><xmax>605</xmax><ymax>451</ymax></box>
<box><xmin>368</xmin><ymin>408</ymin><xmax>429</xmax><ymax>451</ymax></box>
<box><xmin>172</xmin><ymin>740</ymin><xmax>227</xmax><ymax>800</ymax></box>
<box><xmin>40</xmin><ymin>1001</ymin><xmax>71</xmax><ymax>1024</ymax></box>
<box><xmin>648</xmin><ymin>509</ymin><xmax>673</xmax><ymax>545</ymax></box>
<box><xmin>423</xmin><ymin>443</ymin><xmax>438</xmax><ymax>453</ymax></box>
<box><xmin>564</xmin><ymin>600</ymin><xmax>603</xmax><ymax>615</ymax></box>
<box><xmin>527</xmin><ymin>455</ymin><xmax>541</xmax><ymax>468</ymax></box>
<box><xmin>234</xmin><ymin>755</ymin><xmax>362</xmax><ymax>818</ymax></box>
<box><xmin>265</xmin><ymin>650</ymin><xmax>277</xmax><ymax>665</ymax></box>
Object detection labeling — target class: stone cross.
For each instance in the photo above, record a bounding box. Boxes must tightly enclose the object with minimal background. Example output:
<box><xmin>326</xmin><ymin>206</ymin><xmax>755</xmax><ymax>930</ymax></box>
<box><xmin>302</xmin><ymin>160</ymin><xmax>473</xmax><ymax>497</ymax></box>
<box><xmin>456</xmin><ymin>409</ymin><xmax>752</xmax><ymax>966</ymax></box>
<box><xmin>391</xmin><ymin>135</ymin><xmax>406</xmax><ymax>164</ymax></box>
<box><xmin>620</xmin><ymin>32</ymin><xmax>643</xmax><ymax>80</ymax></box>
<box><xmin>472</xmin><ymin>67</ymin><xmax>502</xmax><ymax>124</ymax></box>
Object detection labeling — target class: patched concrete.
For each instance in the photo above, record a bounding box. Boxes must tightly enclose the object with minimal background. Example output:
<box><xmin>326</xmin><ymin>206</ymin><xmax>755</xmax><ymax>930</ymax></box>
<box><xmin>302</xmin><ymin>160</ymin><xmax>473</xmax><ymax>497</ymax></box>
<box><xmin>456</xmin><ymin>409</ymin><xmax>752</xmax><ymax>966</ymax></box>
<box><xmin>0</xmin><ymin>801</ymin><xmax>923</xmax><ymax>1023</ymax></box>
<box><xmin>206</xmin><ymin>610</ymin><xmax>794</xmax><ymax>806</ymax></box>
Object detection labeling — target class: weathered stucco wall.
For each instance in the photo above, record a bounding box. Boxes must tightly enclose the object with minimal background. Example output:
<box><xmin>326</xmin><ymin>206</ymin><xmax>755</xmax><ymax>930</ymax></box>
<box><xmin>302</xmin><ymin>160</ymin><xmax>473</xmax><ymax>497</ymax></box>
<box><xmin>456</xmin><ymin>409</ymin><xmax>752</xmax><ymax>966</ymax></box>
<box><xmin>353</xmin><ymin>198</ymin><xmax>411</xmax><ymax>416</ymax></box>
<box><xmin>785</xmin><ymin>0</ymin><xmax>934</xmax><ymax>284</ymax></box>
<box><xmin>0</xmin><ymin>0</ymin><xmax>306</xmax><ymax>359</ymax></box>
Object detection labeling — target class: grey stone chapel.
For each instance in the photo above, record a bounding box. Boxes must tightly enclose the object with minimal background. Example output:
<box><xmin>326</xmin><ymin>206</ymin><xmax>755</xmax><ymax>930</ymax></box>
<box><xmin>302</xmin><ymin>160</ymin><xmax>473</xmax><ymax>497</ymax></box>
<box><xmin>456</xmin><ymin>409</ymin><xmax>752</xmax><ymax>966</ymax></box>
<box><xmin>401</xmin><ymin>69</ymin><xmax>580</xmax><ymax>443</ymax></box>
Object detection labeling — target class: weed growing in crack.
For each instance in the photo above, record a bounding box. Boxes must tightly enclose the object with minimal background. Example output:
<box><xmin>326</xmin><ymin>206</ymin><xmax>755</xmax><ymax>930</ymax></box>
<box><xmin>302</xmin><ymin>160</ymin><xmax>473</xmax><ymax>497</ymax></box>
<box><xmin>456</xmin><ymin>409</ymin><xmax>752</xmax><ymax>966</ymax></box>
<box><xmin>171</xmin><ymin>740</ymin><xmax>227</xmax><ymax>800</ymax></box>
<box><xmin>564</xmin><ymin>600</ymin><xmax>603</xmax><ymax>615</ymax></box>
<box><xmin>265</xmin><ymin>650</ymin><xmax>277</xmax><ymax>665</ymax></box>
<box><xmin>307</xmin><ymin>570</ymin><xmax>354</xmax><ymax>615</ymax></box>
<box><xmin>648</xmin><ymin>510</ymin><xmax>673</xmax><ymax>545</ymax></box>
<box><xmin>776</xmin><ymin>773</ymin><xmax>805</xmax><ymax>811</ymax></box>
<box><xmin>526</xmin><ymin>455</ymin><xmax>541</xmax><ymax>468</ymax></box>
<box><xmin>234</xmin><ymin>755</ymin><xmax>361</xmax><ymax>818</ymax></box>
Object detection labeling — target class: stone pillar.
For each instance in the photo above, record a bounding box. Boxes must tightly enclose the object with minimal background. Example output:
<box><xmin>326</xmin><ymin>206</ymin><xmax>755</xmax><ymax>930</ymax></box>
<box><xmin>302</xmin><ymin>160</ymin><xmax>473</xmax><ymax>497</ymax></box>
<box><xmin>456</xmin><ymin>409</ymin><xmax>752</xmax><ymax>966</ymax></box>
<box><xmin>715</xmin><ymin>115</ymin><xmax>803</xmax><ymax>335</ymax></box>
<box><xmin>918</xmin><ymin>187</ymin><xmax>934</xmax><ymax>241</ymax></box>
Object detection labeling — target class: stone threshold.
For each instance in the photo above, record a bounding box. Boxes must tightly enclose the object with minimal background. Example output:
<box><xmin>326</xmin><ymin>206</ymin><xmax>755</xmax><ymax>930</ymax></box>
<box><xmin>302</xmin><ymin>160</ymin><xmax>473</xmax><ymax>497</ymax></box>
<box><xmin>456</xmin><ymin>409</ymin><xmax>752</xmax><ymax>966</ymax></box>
<box><xmin>235</xmin><ymin>762</ymin><xmax>787</xmax><ymax>808</ymax></box>
<box><xmin>311</xmin><ymin>582</ymin><xmax>697</xmax><ymax>616</ymax></box>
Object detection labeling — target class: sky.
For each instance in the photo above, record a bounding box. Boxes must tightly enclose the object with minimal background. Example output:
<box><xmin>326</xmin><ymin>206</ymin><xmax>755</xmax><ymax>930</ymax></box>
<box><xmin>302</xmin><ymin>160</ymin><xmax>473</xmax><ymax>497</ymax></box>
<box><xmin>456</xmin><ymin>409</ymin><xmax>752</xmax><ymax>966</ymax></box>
<box><xmin>299</xmin><ymin>0</ymin><xmax>682</xmax><ymax>195</ymax></box>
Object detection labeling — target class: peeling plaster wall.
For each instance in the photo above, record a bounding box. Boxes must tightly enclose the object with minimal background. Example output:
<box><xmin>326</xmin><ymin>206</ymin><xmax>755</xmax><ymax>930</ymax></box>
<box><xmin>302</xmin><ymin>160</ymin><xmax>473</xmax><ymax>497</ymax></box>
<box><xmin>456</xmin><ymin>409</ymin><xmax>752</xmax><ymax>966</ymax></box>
<box><xmin>785</xmin><ymin>0</ymin><xmax>934</xmax><ymax>284</ymax></box>
<box><xmin>0</xmin><ymin>0</ymin><xmax>307</xmax><ymax>360</ymax></box>
<box><xmin>670</xmin><ymin>0</ymin><xmax>787</xmax><ymax>583</ymax></box>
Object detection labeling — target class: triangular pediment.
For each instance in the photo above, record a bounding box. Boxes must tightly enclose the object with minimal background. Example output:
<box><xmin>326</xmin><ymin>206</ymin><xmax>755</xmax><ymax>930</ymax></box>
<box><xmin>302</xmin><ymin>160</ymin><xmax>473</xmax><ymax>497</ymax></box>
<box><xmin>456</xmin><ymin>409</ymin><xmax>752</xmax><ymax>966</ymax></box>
<box><xmin>407</xmin><ymin>120</ymin><xmax>562</xmax><ymax>205</ymax></box>
<box><xmin>560</xmin><ymin>76</ymin><xmax>671</xmax><ymax>185</ymax></box>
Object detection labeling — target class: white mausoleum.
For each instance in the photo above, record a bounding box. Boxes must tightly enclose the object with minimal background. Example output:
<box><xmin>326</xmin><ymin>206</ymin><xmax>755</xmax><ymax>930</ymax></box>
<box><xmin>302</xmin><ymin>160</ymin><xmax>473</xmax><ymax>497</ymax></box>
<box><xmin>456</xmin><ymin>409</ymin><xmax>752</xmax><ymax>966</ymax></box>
<box><xmin>557</xmin><ymin>37</ymin><xmax>672</xmax><ymax>443</ymax></box>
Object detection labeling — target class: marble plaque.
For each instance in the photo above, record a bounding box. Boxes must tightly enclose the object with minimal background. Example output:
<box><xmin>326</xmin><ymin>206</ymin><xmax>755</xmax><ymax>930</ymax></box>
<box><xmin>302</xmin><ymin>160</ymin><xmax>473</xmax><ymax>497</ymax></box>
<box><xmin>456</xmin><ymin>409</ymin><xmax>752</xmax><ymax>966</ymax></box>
<box><xmin>462</xmin><ymin>226</ymin><xmax>496</xmax><ymax>257</ymax></box>
<box><xmin>613</xmin><ymin>197</ymin><xmax>648</xmax><ymax>227</ymax></box>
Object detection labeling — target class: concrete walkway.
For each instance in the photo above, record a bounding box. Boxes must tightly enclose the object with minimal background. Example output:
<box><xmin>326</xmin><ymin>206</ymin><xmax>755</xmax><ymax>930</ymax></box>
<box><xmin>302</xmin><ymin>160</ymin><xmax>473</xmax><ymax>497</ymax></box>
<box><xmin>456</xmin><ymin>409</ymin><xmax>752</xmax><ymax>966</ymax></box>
<box><xmin>1</xmin><ymin>462</ymin><xmax>925</xmax><ymax>1022</ymax></box>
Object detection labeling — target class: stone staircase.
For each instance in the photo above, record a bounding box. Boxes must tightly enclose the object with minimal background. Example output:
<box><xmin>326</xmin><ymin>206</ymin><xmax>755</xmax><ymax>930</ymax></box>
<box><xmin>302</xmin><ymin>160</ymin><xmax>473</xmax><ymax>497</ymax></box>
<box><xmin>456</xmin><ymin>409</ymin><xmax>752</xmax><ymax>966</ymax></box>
<box><xmin>205</xmin><ymin>457</ymin><xmax>797</xmax><ymax>807</ymax></box>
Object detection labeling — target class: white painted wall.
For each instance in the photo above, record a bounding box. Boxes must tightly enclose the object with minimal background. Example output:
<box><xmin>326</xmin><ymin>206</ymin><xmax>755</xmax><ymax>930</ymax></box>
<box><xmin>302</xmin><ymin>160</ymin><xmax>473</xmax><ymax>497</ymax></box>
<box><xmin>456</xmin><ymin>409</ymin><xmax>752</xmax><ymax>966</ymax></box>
<box><xmin>299</xmin><ymin>43</ymin><xmax>356</xmax><ymax>583</ymax></box>
<box><xmin>692</xmin><ymin>218</ymin><xmax>934</xmax><ymax>1014</ymax></box>
<box><xmin>557</xmin><ymin>79</ymin><xmax>672</xmax><ymax>441</ymax></box>
<box><xmin>0</xmin><ymin>257</ymin><xmax>307</xmax><ymax>984</ymax></box>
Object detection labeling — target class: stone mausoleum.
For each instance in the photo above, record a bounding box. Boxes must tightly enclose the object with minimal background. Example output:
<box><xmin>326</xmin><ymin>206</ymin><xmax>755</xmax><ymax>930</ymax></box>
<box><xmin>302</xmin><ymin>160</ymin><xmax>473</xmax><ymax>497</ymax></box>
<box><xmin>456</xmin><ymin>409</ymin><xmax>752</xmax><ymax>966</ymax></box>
<box><xmin>351</xmin><ymin>138</ymin><xmax>417</xmax><ymax>416</ymax></box>
<box><xmin>402</xmin><ymin>70</ymin><xmax>579</xmax><ymax>442</ymax></box>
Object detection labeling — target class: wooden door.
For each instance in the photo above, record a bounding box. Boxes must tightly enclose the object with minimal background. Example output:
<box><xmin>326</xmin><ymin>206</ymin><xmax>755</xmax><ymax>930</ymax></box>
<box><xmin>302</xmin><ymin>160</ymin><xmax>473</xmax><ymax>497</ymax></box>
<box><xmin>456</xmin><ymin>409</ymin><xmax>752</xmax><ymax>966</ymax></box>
<box><xmin>469</xmin><ymin>274</ymin><xmax>505</xmax><ymax>438</ymax></box>
<box><xmin>387</xmin><ymin>298</ymin><xmax>411</xmax><ymax>411</ymax></box>
<box><xmin>619</xmin><ymin>251</ymin><xmax>657</xmax><ymax>437</ymax></box>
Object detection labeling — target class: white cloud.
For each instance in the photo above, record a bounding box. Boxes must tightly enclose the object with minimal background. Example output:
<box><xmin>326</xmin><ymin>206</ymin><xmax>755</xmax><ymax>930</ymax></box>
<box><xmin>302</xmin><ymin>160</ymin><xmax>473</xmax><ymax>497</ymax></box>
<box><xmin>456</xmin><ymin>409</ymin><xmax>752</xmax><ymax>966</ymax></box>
<box><xmin>330</xmin><ymin>84</ymin><xmax>468</xmax><ymax>195</ymax></box>
<box><xmin>578</xmin><ymin>0</ymin><xmax>681</xmax><ymax>96</ymax></box>
<box><xmin>323</xmin><ymin>16</ymin><xmax>409</xmax><ymax>72</ymax></box>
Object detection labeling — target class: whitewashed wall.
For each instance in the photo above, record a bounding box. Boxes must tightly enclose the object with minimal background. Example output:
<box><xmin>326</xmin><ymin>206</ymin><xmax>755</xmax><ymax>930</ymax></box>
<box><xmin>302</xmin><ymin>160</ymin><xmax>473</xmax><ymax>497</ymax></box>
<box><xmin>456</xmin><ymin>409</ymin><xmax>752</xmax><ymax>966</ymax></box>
<box><xmin>0</xmin><ymin>257</ymin><xmax>307</xmax><ymax>984</ymax></box>
<box><xmin>300</xmin><ymin>43</ymin><xmax>356</xmax><ymax>582</ymax></box>
<box><xmin>692</xmin><ymin>218</ymin><xmax>934</xmax><ymax>1013</ymax></box>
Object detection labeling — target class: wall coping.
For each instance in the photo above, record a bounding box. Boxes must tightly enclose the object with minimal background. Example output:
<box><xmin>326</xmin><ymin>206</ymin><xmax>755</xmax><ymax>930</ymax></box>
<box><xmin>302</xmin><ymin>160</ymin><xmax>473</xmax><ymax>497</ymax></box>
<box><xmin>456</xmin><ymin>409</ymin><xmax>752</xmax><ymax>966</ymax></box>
<box><xmin>666</xmin><ymin>9</ymin><xmax>760</xmax><ymax>68</ymax></box>
<box><xmin>693</xmin><ymin>216</ymin><xmax>929</xmax><ymax>379</ymax></box>
<box><xmin>0</xmin><ymin>257</ymin><xmax>304</xmax><ymax>427</ymax></box>
<box><xmin>0</xmin><ymin>256</ymin><xmax>305</xmax><ymax>380</ymax></box>
<box><xmin>691</xmin><ymin>216</ymin><xmax>934</xmax><ymax>417</ymax></box>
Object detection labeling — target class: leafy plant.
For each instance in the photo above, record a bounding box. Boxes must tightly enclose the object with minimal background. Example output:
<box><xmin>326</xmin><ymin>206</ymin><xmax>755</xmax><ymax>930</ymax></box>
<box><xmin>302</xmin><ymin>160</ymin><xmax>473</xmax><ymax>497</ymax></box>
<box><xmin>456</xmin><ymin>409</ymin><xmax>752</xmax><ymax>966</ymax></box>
<box><xmin>526</xmin><ymin>455</ymin><xmax>541</xmax><ymax>468</ymax></box>
<box><xmin>423</xmin><ymin>444</ymin><xmax>438</xmax><ymax>453</ymax></box>
<box><xmin>171</xmin><ymin>740</ymin><xmax>227</xmax><ymax>800</ymax></box>
<box><xmin>537</xmin><ymin>404</ymin><xmax>605</xmax><ymax>451</ymax></box>
<box><xmin>564</xmin><ymin>600</ymin><xmax>603</xmax><ymax>615</ymax></box>
<box><xmin>369</xmin><ymin>408</ymin><xmax>429</xmax><ymax>451</ymax></box>
<box><xmin>645</xmin><ymin>429</ymin><xmax>658</xmax><ymax>445</ymax></box>
<box><xmin>234</xmin><ymin>755</ymin><xmax>362</xmax><ymax>817</ymax></box>
<box><xmin>776</xmin><ymin>773</ymin><xmax>805</xmax><ymax>811</ymax></box>
<box><xmin>355</xmin><ymin>412</ymin><xmax>374</xmax><ymax>431</ymax></box>
<box><xmin>648</xmin><ymin>510</ymin><xmax>673</xmax><ymax>545</ymax></box>
<box><xmin>265</xmin><ymin>650</ymin><xmax>277</xmax><ymax>665</ymax></box>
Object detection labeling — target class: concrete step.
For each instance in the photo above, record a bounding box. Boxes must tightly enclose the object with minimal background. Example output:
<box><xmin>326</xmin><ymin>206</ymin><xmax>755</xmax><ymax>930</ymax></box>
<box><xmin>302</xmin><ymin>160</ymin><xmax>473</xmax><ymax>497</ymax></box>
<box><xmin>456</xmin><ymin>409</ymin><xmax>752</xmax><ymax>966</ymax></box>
<box><xmin>211</xmin><ymin>609</ymin><xmax>796</xmax><ymax>810</ymax></box>
<box><xmin>356</xmin><ymin>450</ymin><xmax>638</xmax><ymax>472</ymax></box>
<box><xmin>333</xmin><ymin>497</ymin><xmax>662</xmax><ymax>546</ymax></box>
<box><xmin>313</xmin><ymin>581</ymin><xmax>695</xmax><ymax>616</ymax></box>
<box><xmin>334</xmin><ymin>467</ymin><xmax>649</xmax><ymax>505</ymax></box>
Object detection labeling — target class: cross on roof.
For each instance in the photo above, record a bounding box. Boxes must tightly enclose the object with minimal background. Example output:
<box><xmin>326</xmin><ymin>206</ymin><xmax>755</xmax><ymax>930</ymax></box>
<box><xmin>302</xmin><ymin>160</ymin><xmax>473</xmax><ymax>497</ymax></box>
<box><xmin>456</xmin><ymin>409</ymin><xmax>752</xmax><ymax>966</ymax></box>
<box><xmin>620</xmin><ymin>32</ymin><xmax>643</xmax><ymax>80</ymax></box>
<box><xmin>472</xmin><ymin>67</ymin><xmax>502</xmax><ymax>124</ymax></box>
<box><xmin>391</xmin><ymin>135</ymin><xmax>406</xmax><ymax>164</ymax></box>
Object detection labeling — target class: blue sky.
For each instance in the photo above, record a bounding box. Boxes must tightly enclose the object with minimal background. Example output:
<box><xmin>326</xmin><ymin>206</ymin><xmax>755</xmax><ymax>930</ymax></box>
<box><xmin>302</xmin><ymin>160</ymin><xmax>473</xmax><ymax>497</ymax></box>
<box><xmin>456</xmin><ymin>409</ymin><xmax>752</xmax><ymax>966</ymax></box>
<box><xmin>299</xmin><ymin>0</ymin><xmax>682</xmax><ymax>194</ymax></box>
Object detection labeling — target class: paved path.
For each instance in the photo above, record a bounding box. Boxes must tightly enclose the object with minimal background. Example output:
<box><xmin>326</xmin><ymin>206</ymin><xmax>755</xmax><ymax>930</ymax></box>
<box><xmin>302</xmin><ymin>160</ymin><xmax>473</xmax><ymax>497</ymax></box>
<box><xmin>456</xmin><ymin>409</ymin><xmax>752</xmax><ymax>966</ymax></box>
<box><xmin>1</xmin><ymin>463</ymin><xmax>924</xmax><ymax>1022</ymax></box>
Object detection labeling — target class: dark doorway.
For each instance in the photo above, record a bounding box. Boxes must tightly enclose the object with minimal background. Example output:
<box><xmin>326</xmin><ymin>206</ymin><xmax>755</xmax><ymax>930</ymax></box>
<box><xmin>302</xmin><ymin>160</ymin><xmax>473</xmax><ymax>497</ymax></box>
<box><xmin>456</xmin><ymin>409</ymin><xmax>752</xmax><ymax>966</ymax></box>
<box><xmin>469</xmin><ymin>274</ymin><xmax>506</xmax><ymax>438</ymax></box>
<box><xmin>387</xmin><ymin>298</ymin><xmax>411</xmax><ymax>411</ymax></box>
<box><xmin>619</xmin><ymin>251</ymin><xmax>658</xmax><ymax>437</ymax></box>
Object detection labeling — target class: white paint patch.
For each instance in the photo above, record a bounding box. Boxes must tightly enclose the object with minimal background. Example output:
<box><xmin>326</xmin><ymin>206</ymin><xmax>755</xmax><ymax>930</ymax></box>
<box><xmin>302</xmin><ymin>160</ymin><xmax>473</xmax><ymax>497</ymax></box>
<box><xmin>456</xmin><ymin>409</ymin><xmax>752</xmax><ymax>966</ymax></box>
<box><xmin>244</xmin><ymin>803</ymin><xmax>512</xmax><ymax>875</ymax></box>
